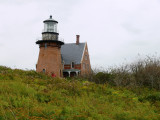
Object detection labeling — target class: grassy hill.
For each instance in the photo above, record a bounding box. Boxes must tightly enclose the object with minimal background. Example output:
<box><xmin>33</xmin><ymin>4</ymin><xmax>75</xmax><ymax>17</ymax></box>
<box><xmin>0</xmin><ymin>66</ymin><xmax>160</xmax><ymax>120</ymax></box>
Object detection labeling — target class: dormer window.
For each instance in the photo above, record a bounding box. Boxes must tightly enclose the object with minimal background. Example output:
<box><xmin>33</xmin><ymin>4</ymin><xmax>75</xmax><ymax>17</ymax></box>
<box><xmin>85</xmin><ymin>55</ymin><xmax>88</xmax><ymax>60</ymax></box>
<box><xmin>71</xmin><ymin>62</ymin><xmax>75</xmax><ymax>68</ymax></box>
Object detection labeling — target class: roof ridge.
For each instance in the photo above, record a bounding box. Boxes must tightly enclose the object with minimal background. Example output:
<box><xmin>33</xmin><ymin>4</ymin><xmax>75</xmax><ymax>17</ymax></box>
<box><xmin>64</xmin><ymin>42</ymin><xmax>85</xmax><ymax>44</ymax></box>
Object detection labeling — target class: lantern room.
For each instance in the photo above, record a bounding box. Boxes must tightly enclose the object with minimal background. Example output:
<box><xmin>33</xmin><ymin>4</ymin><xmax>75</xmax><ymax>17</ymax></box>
<box><xmin>43</xmin><ymin>15</ymin><xmax>58</xmax><ymax>33</ymax></box>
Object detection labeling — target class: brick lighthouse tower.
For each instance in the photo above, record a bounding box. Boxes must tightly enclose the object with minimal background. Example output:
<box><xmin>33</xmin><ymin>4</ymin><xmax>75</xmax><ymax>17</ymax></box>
<box><xmin>36</xmin><ymin>15</ymin><xmax>64</xmax><ymax>77</ymax></box>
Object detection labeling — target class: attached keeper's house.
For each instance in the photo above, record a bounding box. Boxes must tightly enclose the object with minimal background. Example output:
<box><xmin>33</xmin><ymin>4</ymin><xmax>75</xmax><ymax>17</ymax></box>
<box><xmin>36</xmin><ymin>16</ymin><xmax>91</xmax><ymax>77</ymax></box>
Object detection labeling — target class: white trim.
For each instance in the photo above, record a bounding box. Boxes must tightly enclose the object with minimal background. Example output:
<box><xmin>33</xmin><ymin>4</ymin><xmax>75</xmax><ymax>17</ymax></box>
<box><xmin>80</xmin><ymin>42</ymin><xmax>87</xmax><ymax>63</ymax></box>
<box><xmin>68</xmin><ymin>71</ymin><xmax>71</xmax><ymax>77</ymax></box>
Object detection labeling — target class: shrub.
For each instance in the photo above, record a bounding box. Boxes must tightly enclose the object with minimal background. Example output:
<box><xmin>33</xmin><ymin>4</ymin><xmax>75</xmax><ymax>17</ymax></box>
<box><xmin>93</xmin><ymin>72</ymin><xmax>113</xmax><ymax>84</ymax></box>
<box><xmin>145</xmin><ymin>93</ymin><xmax>160</xmax><ymax>103</ymax></box>
<box><xmin>89</xmin><ymin>56</ymin><xmax>160</xmax><ymax>90</ymax></box>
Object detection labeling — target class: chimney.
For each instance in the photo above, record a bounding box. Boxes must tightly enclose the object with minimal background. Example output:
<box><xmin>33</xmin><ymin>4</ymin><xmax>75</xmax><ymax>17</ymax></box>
<box><xmin>76</xmin><ymin>35</ymin><xmax>80</xmax><ymax>45</ymax></box>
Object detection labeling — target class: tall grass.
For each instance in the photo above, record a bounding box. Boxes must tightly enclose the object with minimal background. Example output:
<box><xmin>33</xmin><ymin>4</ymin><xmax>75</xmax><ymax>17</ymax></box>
<box><xmin>0</xmin><ymin>56</ymin><xmax>160</xmax><ymax>119</ymax></box>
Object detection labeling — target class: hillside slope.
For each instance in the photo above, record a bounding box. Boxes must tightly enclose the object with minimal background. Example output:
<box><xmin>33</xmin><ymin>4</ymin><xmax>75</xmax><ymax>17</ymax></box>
<box><xmin>0</xmin><ymin>66</ymin><xmax>160</xmax><ymax>120</ymax></box>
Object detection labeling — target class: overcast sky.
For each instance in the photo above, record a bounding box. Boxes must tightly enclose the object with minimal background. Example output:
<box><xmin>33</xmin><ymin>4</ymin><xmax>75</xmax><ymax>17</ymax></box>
<box><xmin>0</xmin><ymin>0</ymin><xmax>160</xmax><ymax>70</ymax></box>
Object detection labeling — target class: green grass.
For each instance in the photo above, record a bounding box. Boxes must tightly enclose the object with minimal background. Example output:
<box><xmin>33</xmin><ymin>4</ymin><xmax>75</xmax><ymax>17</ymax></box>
<box><xmin>0</xmin><ymin>66</ymin><xmax>160</xmax><ymax>120</ymax></box>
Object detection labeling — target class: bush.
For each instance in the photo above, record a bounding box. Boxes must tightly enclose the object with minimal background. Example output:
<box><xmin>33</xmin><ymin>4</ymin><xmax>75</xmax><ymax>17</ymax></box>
<box><xmin>89</xmin><ymin>56</ymin><xmax>160</xmax><ymax>90</ymax></box>
<box><xmin>145</xmin><ymin>93</ymin><xmax>160</xmax><ymax>103</ymax></box>
<box><xmin>92</xmin><ymin>72</ymin><xmax>113</xmax><ymax>84</ymax></box>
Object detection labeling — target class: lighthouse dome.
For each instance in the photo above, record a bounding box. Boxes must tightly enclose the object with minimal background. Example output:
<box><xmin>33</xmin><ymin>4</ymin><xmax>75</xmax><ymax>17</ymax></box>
<box><xmin>43</xmin><ymin>15</ymin><xmax>58</xmax><ymax>23</ymax></box>
<box><xmin>43</xmin><ymin>15</ymin><xmax>58</xmax><ymax>33</ymax></box>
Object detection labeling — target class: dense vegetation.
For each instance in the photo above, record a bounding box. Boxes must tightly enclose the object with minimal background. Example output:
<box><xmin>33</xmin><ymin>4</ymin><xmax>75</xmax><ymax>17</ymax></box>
<box><xmin>90</xmin><ymin>56</ymin><xmax>160</xmax><ymax>90</ymax></box>
<box><xmin>0</xmin><ymin>57</ymin><xmax>160</xmax><ymax>120</ymax></box>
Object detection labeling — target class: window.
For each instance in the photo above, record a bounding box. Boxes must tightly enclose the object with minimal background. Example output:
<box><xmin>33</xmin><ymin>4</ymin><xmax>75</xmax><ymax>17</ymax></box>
<box><xmin>71</xmin><ymin>62</ymin><xmax>75</xmax><ymax>68</ymax></box>
<box><xmin>87</xmin><ymin>64</ymin><xmax>89</xmax><ymax>70</ymax></box>
<box><xmin>42</xmin><ymin>69</ymin><xmax>46</xmax><ymax>73</ymax></box>
<box><xmin>45</xmin><ymin>43</ymin><xmax>47</xmax><ymax>49</ymax></box>
<box><xmin>83</xmin><ymin>63</ymin><xmax>85</xmax><ymax>69</ymax></box>
<box><xmin>85</xmin><ymin>55</ymin><xmax>88</xmax><ymax>60</ymax></box>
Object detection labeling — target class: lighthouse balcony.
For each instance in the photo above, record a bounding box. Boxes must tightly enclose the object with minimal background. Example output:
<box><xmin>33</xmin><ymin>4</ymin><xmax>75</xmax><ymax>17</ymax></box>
<box><xmin>36</xmin><ymin>37</ymin><xmax>64</xmax><ymax>45</ymax></box>
<box><xmin>36</xmin><ymin>37</ymin><xmax>64</xmax><ymax>42</ymax></box>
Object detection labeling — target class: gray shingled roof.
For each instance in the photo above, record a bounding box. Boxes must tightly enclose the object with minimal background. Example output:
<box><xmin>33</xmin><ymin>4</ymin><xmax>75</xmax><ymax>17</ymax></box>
<box><xmin>61</xmin><ymin>43</ymin><xmax>85</xmax><ymax>65</ymax></box>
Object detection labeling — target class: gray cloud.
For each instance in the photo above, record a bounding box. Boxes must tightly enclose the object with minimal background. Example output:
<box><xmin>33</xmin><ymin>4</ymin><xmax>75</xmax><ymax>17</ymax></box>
<box><xmin>0</xmin><ymin>0</ymin><xmax>160</xmax><ymax>69</ymax></box>
<box><xmin>122</xmin><ymin>23</ymin><xmax>141</xmax><ymax>34</ymax></box>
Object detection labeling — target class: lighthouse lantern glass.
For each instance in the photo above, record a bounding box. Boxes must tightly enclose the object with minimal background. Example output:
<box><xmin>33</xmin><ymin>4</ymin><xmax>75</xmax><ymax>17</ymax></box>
<box><xmin>44</xmin><ymin>22</ymin><xmax>57</xmax><ymax>32</ymax></box>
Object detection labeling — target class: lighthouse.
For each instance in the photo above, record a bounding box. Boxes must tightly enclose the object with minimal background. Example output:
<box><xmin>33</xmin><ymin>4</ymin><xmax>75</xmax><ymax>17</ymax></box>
<box><xmin>36</xmin><ymin>15</ymin><xmax>64</xmax><ymax>77</ymax></box>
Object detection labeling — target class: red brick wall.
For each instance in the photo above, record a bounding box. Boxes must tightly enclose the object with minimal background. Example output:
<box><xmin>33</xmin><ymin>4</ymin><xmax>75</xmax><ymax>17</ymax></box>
<box><xmin>81</xmin><ymin>43</ymin><xmax>92</xmax><ymax>75</ymax></box>
<box><xmin>36</xmin><ymin>42</ymin><xmax>63</xmax><ymax>77</ymax></box>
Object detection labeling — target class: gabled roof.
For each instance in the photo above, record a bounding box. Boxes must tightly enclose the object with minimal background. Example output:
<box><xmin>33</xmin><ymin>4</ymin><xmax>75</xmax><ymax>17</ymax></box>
<box><xmin>61</xmin><ymin>43</ymin><xmax>86</xmax><ymax>65</ymax></box>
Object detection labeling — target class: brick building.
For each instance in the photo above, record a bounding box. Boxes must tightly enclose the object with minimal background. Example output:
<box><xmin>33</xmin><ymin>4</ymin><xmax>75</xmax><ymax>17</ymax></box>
<box><xmin>36</xmin><ymin>16</ymin><xmax>91</xmax><ymax>77</ymax></box>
